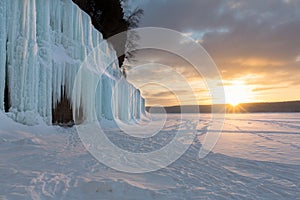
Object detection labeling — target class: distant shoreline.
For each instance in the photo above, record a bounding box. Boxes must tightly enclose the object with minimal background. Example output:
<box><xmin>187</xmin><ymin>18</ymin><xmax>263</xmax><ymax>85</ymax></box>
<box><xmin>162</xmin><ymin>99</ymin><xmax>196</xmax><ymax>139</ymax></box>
<box><xmin>146</xmin><ymin>101</ymin><xmax>300</xmax><ymax>113</ymax></box>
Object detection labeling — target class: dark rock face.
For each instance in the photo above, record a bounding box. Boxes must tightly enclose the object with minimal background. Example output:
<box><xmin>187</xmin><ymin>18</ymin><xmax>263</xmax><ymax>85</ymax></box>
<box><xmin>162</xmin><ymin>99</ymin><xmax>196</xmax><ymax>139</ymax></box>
<box><xmin>4</xmin><ymin>78</ymin><xmax>10</xmax><ymax>113</ymax></box>
<box><xmin>52</xmin><ymin>85</ymin><xmax>84</xmax><ymax>126</ymax></box>
<box><xmin>4</xmin><ymin>55</ymin><xmax>10</xmax><ymax>113</ymax></box>
<box><xmin>52</xmin><ymin>87</ymin><xmax>74</xmax><ymax>125</ymax></box>
<box><xmin>72</xmin><ymin>0</ymin><xmax>129</xmax><ymax>67</ymax></box>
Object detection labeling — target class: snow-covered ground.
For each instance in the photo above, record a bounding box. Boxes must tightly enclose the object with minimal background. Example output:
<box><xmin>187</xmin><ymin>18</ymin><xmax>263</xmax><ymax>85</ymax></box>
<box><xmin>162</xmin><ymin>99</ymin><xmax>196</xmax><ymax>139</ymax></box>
<box><xmin>0</xmin><ymin>112</ymin><xmax>299</xmax><ymax>199</ymax></box>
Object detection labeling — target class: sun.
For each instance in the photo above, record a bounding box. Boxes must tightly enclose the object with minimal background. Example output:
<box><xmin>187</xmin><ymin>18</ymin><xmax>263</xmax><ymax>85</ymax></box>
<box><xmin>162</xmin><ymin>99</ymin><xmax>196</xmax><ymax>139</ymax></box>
<box><xmin>227</xmin><ymin>91</ymin><xmax>243</xmax><ymax>106</ymax></box>
<box><xmin>229</xmin><ymin>99</ymin><xmax>240</xmax><ymax>107</ymax></box>
<box><xmin>224</xmin><ymin>81</ymin><xmax>252</xmax><ymax>106</ymax></box>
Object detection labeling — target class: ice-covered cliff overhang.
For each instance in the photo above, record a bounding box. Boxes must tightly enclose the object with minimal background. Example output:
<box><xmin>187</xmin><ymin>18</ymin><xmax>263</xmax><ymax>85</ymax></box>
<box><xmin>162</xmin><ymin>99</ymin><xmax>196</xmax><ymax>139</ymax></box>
<box><xmin>0</xmin><ymin>0</ymin><xmax>146</xmax><ymax>125</ymax></box>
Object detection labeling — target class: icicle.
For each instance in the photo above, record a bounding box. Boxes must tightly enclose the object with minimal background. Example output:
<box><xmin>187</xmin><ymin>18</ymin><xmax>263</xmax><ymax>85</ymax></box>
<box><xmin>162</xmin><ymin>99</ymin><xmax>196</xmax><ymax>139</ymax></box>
<box><xmin>1</xmin><ymin>0</ymin><xmax>147</xmax><ymax>125</ymax></box>
<box><xmin>0</xmin><ymin>0</ymin><xmax>7</xmax><ymax>110</ymax></box>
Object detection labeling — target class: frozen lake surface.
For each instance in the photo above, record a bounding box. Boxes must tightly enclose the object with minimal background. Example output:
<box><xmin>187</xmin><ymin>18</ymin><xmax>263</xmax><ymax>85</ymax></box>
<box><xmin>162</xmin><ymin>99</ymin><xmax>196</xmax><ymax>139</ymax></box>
<box><xmin>0</xmin><ymin>112</ymin><xmax>299</xmax><ymax>199</ymax></box>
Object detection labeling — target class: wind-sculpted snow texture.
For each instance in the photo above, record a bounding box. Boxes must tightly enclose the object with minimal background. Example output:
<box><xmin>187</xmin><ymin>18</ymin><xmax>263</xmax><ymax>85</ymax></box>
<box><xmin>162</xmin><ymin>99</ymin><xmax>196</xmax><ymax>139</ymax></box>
<box><xmin>0</xmin><ymin>113</ymin><xmax>299</xmax><ymax>199</ymax></box>
<box><xmin>0</xmin><ymin>0</ymin><xmax>145</xmax><ymax>125</ymax></box>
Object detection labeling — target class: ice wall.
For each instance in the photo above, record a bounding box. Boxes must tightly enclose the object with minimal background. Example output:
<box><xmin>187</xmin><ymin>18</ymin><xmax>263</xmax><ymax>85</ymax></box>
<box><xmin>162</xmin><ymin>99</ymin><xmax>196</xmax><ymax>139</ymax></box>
<box><xmin>0</xmin><ymin>0</ymin><xmax>146</xmax><ymax>125</ymax></box>
<box><xmin>0</xmin><ymin>0</ymin><xmax>6</xmax><ymax>110</ymax></box>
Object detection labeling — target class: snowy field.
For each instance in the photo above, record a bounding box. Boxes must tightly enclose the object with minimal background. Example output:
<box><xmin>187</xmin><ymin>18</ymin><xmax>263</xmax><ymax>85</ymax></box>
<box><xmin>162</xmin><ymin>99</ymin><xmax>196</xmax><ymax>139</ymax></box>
<box><xmin>0</xmin><ymin>112</ymin><xmax>299</xmax><ymax>199</ymax></box>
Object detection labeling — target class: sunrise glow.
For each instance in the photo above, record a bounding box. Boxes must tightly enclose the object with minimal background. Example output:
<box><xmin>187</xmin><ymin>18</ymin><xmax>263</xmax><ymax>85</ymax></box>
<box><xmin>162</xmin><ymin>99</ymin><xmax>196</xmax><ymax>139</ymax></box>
<box><xmin>224</xmin><ymin>81</ymin><xmax>253</xmax><ymax>106</ymax></box>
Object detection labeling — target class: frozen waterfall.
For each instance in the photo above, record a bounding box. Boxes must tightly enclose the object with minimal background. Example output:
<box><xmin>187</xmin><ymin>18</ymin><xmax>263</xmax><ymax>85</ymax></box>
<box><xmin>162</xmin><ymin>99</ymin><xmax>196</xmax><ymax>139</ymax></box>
<box><xmin>0</xmin><ymin>0</ymin><xmax>146</xmax><ymax>125</ymax></box>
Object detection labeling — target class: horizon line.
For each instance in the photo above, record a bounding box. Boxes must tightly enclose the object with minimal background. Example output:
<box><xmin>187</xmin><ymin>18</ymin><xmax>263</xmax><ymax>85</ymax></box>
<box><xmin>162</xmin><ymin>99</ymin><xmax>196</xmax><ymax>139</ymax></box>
<box><xmin>146</xmin><ymin>100</ymin><xmax>300</xmax><ymax>107</ymax></box>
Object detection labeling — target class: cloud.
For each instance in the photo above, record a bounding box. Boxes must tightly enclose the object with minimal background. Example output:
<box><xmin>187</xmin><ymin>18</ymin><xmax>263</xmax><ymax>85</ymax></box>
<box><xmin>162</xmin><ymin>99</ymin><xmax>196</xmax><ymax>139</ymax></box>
<box><xmin>252</xmin><ymin>86</ymin><xmax>286</xmax><ymax>92</ymax></box>
<box><xmin>126</xmin><ymin>0</ymin><xmax>300</xmax><ymax>105</ymax></box>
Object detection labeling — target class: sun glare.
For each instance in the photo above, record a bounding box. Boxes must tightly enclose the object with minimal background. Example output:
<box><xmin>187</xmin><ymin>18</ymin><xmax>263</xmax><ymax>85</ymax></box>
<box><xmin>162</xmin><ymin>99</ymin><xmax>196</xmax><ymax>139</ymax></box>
<box><xmin>229</xmin><ymin>100</ymin><xmax>240</xmax><ymax>107</ymax></box>
<box><xmin>225</xmin><ymin>81</ymin><xmax>252</xmax><ymax>106</ymax></box>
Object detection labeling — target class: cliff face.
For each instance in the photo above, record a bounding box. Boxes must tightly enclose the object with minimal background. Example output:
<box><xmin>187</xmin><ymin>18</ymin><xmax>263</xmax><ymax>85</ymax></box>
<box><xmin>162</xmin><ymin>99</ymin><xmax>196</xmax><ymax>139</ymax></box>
<box><xmin>0</xmin><ymin>0</ymin><xmax>145</xmax><ymax>125</ymax></box>
<box><xmin>72</xmin><ymin>0</ymin><xmax>129</xmax><ymax>67</ymax></box>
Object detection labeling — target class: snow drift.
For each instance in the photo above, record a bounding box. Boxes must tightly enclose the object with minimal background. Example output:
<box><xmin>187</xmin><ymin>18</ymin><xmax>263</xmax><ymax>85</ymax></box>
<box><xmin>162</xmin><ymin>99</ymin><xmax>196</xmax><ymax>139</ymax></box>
<box><xmin>0</xmin><ymin>0</ymin><xmax>146</xmax><ymax>125</ymax></box>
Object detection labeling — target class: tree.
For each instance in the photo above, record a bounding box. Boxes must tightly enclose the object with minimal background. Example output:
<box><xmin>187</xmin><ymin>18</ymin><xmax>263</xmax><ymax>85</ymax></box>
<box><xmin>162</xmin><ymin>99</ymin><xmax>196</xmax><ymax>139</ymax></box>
<box><xmin>72</xmin><ymin>0</ymin><xmax>143</xmax><ymax>70</ymax></box>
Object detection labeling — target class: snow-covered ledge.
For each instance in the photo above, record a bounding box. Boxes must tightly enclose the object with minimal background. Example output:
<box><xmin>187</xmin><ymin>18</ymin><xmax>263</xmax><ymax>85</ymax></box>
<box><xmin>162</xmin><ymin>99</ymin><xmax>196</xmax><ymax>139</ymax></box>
<box><xmin>0</xmin><ymin>0</ymin><xmax>146</xmax><ymax>125</ymax></box>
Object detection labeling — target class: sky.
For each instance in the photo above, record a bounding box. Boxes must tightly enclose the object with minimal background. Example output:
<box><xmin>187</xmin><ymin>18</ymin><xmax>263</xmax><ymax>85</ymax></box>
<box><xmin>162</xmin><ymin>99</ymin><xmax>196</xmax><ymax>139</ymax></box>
<box><xmin>125</xmin><ymin>0</ymin><xmax>300</xmax><ymax>106</ymax></box>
